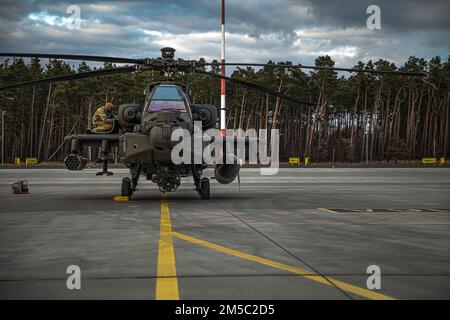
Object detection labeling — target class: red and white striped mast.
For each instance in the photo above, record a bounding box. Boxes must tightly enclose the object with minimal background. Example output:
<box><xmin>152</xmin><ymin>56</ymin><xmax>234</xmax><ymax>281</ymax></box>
<box><xmin>220</xmin><ymin>0</ymin><xmax>226</xmax><ymax>135</ymax></box>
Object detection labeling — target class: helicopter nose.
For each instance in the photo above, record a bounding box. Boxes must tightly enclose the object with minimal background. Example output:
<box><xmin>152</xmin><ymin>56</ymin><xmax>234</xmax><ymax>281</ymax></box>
<box><xmin>149</xmin><ymin>124</ymin><xmax>171</xmax><ymax>148</ymax></box>
<box><xmin>148</xmin><ymin>116</ymin><xmax>183</xmax><ymax>164</ymax></box>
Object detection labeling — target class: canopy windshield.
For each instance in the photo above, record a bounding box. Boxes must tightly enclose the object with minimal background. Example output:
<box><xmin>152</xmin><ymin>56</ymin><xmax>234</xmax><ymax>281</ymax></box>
<box><xmin>148</xmin><ymin>85</ymin><xmax>186</xmax><ymax>112</ymax></box>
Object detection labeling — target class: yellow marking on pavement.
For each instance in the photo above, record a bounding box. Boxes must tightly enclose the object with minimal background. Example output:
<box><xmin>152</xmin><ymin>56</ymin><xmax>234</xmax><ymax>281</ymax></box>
<box><xmin>318</xmin><ymin>208</ymin><xmax>338</xmax><ymax>214</ymax></box>
<box><xmin>172</xmin><ymin>231</ymin><xmax>394</xmax><ymax>300</ymax></box>
<box><xmin>114</xmin><ymin>196</ymin><xmax>129</xmax><ymax>202</ymax></box>
<box><xmin>156</xmin><ymin>193</ymin><xmax>179</xmax><ymax>300</ymax></box>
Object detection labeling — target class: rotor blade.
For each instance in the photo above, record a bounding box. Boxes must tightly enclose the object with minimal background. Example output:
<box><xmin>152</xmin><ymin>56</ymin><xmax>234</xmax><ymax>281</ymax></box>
<box><xmin>204</xmin><ymin>62</ymin><xmax>426</xmax><ymax>77</ymax></box>
<box><xmin>0</xmin><ymin>66</ymin><xmax>137</xmax><ymax>91</ymax></box>
<box><xmin>195</xmin><ymin>69</ymin><xmax>315</xmax><ymax>106</ymax></box>
<box><xmin>0</xmin><ymin>53</ymin><xmax>143</xmax><ymax>64</ymax></box>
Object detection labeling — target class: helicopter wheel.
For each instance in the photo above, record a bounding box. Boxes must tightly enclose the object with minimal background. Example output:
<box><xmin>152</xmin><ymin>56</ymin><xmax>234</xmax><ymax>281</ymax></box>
<box><xmin>200</xmin><ymin>178</ymin><xmax>210</xmax><ymax>200</ymax></box>
<box><xmin>121</xmin><ymin>177</ymin><xmax>132</xmax><ymax>197</ymax></box>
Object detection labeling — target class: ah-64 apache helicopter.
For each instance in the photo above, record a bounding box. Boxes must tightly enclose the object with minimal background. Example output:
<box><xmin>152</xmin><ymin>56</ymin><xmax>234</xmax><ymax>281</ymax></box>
<box><xmin>0</xmin><ymin>47</ymin><xmax>425</xmax><ymax>199</ymax></box>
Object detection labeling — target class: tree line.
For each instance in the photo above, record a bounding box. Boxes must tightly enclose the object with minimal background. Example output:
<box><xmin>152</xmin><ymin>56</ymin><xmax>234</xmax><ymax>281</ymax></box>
<box><xmin>0</xmin><ymin>55</ymin><xmax>448</xmax><ymax>163</ymax></box>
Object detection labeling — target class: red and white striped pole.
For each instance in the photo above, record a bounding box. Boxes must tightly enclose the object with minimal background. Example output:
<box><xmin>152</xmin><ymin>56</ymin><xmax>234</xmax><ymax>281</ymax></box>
<box><xmin>220</xmin><ymin>0</ymin><xmax>226</xmax><ymax>135</ymax></box>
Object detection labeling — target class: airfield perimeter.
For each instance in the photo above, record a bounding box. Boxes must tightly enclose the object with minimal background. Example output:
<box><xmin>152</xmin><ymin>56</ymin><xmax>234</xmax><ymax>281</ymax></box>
<box><xmin>0</xmin><ymin>167</ymin><xmax>449</xmax><ymax>299</ymax></box>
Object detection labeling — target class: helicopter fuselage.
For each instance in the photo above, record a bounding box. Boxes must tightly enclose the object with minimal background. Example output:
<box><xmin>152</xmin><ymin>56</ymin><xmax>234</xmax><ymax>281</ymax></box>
<box><xmin>64</xmin><ymin>80</ymin><xmax>239</xmax><ymax>198</ymax></box>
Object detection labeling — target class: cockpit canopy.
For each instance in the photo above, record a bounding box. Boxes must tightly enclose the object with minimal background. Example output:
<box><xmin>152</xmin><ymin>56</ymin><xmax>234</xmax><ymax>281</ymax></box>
<box><xmin>147</xmin><ymin>85</ymin><xmax>186</xmax><ymax>112</ymax></box>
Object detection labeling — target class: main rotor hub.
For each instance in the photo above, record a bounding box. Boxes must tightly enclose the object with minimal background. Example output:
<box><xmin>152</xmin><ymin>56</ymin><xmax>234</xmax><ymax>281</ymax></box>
<box><xmin>161</xmin><ymin>47</ymin><xmax>175</xmax><ymax>60</ymax></box>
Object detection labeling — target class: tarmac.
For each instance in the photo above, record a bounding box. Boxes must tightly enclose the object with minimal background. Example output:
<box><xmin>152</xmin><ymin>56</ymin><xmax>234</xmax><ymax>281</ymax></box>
<box><xmin>0</xmin><ymin>167</ymin><xmax>449</xmax><ymax>299</ymax></box>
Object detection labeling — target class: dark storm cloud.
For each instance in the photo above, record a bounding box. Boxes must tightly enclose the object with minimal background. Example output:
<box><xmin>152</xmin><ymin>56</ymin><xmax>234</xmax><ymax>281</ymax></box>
<box><xmin>0</xmin><ymin>0</ymin><xmax>448</xmax><ymax>68</ymax></box>
<box><xmin>304</xmin><ymin>0</ymin><xmax>450</xmax><ymax>31</ymax></box>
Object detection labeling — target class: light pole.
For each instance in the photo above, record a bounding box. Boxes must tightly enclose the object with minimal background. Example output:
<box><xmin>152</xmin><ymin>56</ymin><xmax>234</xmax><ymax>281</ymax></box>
<box><xmin>0</xmin><ymin>95</ymin><xmax>14</xmax><ymax>166</ymax></box>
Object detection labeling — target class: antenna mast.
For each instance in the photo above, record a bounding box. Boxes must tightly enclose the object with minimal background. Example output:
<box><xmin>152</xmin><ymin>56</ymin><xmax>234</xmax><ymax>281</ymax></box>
<box><xmin>220</xmin><ymin>0</ymin><xmax>226</xmax><ymax>134</ymax></box>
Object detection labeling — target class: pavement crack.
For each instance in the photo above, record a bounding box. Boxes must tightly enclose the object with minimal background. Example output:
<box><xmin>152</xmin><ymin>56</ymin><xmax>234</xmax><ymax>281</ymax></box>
<box><xmin>219</xmin><ymin>205</ymin><xmax>356</xmax><ymax>300</ymax></box>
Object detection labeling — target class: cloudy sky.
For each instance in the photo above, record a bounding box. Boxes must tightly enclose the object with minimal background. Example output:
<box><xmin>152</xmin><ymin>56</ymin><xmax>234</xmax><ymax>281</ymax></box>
<box><xmin>0</xmin><ymin>0</ymin><xmax>449</xmax><ymax>68</ymax></box>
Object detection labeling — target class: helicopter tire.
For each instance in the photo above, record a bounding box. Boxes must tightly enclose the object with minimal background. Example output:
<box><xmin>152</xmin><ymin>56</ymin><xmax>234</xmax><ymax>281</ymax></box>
<box><xmin>200</xmin><ymin>178</ymin><xmax>210</xmax><ymax>200</ymax></box>
<box><xmin>121</xmin><ymin>177</ymin><xmax>132</xmax><ymax>197</ymax></box>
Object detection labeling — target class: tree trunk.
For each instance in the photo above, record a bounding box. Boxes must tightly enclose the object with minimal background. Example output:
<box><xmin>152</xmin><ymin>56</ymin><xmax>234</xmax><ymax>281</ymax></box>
<box><xmin>38</xmin><ymin>84</ymin><xmax>52</xmax><ymax>161</ymax></box>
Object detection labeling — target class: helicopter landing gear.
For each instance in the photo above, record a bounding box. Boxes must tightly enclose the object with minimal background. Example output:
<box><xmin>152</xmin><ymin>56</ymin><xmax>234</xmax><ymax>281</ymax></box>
<box><xmin>121</xmin><ymin>165</ymin><xmax>141</xmax><ymax>198</ymax></box>
<box><xmin>192</xmin><ymin>165</ymin><xmax>210</xmax><ymax>200</ymax></box>
<box><xmin>121</xmin><ymin>177</ymin><xmax>132</xmax><ymax>197</ymax></box>
<box><xmin>131</xmin><ymin>165</ymin><xmax>141</xmax><ymax>192</ymax></box>
<box><xmin>200</xmin><ymin>178</ymin><xmax>210</xmax><ymax>200</ymax></box>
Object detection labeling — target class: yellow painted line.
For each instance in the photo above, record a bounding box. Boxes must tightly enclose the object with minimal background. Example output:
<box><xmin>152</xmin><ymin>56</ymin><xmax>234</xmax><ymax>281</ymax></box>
<box><xmin>156</xmin><ymin>193</ymin><xmax>179</xmax><ymax>300</ymax></box>
<box><xmin>114</xmin><ymin>195</ymin><xmax>129</xmax><ymax>202</ymax></box>
<box><xmin>318</xmin><ymin>208</ymin><xmax>338</xmax><ymax>214</ymax></box>
<box><xmin>172</xmin><ymin>231</ymin><xmax>394</xmax><ymax>300</ymax></box>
